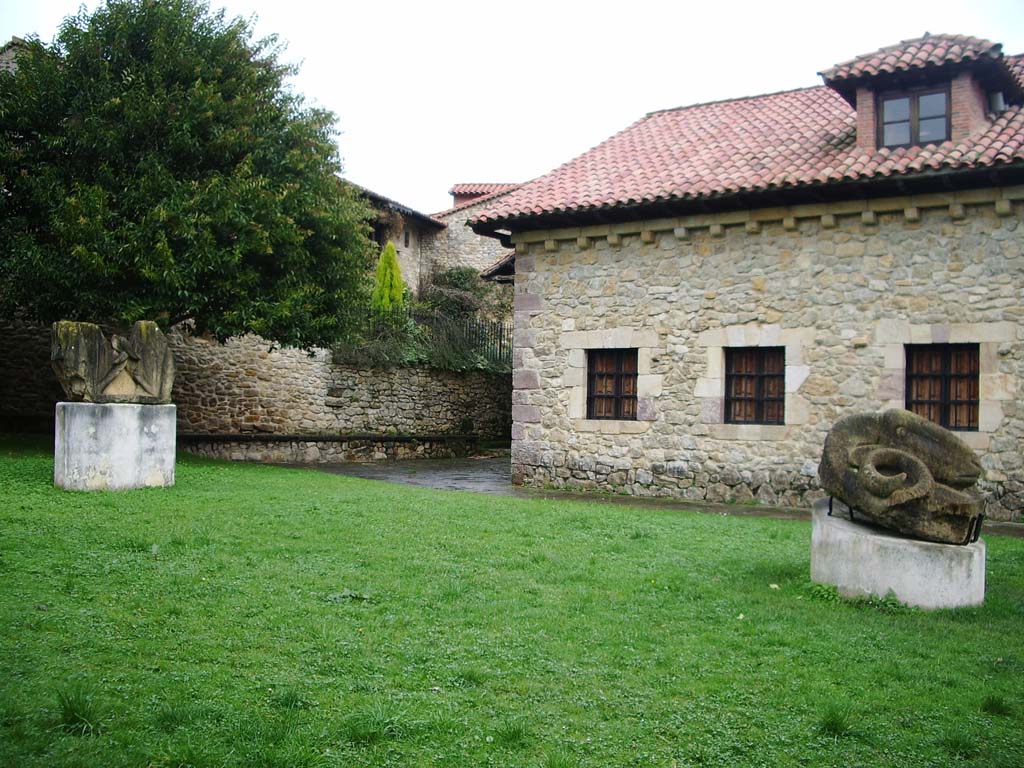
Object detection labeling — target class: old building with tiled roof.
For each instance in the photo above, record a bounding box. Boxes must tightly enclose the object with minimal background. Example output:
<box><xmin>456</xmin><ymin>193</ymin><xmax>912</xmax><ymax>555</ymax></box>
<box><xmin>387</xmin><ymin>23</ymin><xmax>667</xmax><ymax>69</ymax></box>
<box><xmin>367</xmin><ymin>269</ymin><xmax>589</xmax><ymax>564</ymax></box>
<box><xmin>343</xmin><ymin>181</ymin><xmax>518</xmax><ymax>295</ymax></box>
<box><xmin>472</xmin><ymin>33</ymin><xmax>1024</xmax><ymax>520</ymax></box>
<box><xmin>349</xmin><ymin>183</ymin><xmax>446</xmax><ymax>295</ymax></box>
<box><xmin>426</xmin><ymin>184</ymin><xmax>519</xmax><ymax>276</ymax></box>
<box><xmin>448</xmin><ymin>183</ymin><xmax>520</xmax><ymax>208</ymax></box>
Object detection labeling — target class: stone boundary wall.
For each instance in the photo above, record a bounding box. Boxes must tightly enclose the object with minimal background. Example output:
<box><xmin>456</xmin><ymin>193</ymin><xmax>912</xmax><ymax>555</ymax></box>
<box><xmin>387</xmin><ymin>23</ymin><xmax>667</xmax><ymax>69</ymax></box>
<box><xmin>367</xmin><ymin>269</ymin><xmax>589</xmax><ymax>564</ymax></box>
<box><xmin>170</xmin><ymin>332</ymin><xmax>511</xmax><ymax>441</ymax></box>
<box><xmin>179</xmin><ymin>433</ymin><xmax>478</xmax><ymax>463</ymax></box>
<box><xmin>0</xmin><ymin>319</ymin><xmax>64</xmax><ymax>433</ymax></box>
<box><xmin>0</xmin><ymin>325</ymin><xmax>512</xmax><ymax>450</ymax></box>
<box><xmin>510</xmin><ymin>187</ymin><xmax>1023</xmax><ymax>521</ymax></box>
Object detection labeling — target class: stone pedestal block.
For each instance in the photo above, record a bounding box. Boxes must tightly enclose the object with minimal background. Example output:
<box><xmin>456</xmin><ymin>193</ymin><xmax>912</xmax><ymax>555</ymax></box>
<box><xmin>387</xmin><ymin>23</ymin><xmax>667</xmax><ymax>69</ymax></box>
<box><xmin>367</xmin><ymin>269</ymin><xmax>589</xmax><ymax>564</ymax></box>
<box><xmin>54</xmin><ymin>402</ymin><xmax>176</xmax><ymax>490</ymax></box>
<box><xmin>810</xmin><ymin>499</ymin><xmax>985</xmax><ymax>609</ymax></box>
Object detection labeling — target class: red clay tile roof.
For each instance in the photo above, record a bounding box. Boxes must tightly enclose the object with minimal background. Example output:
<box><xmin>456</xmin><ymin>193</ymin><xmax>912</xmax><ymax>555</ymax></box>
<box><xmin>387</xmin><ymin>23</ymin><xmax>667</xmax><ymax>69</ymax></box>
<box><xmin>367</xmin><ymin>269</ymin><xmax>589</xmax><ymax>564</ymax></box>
<box><xmin>1008</xmin><ymin>54</ymin><xmax>1024</xmax><ymax>91</ymax></box>
<box><xmin>448</xmin><ymin>183</ymin><xmax>520</xmax><ymax>196</ymax></box>
<box><xmin>433</xmin><ymin>184</ymin><xmax>522</xmax><ymax>219</ymax></box>
<box><xmin>819</xmin><ymin>33</ymin><xmax>1002</xmax><ymax>84</ymax></box>
<box><xmin>473</xmin><ymin>70</ymin><xmax>1024</xmax><ymax>232</ymax></box>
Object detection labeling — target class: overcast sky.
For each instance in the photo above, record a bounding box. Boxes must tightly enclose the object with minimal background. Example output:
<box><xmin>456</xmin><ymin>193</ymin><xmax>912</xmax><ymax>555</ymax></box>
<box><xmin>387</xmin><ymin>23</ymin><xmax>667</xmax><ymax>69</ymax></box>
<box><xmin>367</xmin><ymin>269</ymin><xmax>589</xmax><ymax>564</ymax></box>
<box><xmin>3</xmin><ymin>1</ymin><xmax>1024</xmax><ymax>214</ymax></box>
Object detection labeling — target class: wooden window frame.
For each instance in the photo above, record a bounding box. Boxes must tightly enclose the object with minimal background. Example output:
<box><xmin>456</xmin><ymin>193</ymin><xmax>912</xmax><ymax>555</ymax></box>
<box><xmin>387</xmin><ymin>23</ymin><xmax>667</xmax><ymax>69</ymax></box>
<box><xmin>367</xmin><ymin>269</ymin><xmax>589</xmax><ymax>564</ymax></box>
<box><xmin>876</xmin><ymin>86</ymin><xmax>951</xmax><ymax>149</ymax></box>
<box><xmin>725</xmin><ymin>347</ymin><xmax>785</xmax><ymax>425</ymax></box>
<box><xmin>905</xmin><ymin>344</ymin><xmax>979</xmax><ymax>431</ymax></box>
<box><xmin>586</xmin><ymin>348</ymin><xmax>638</xmax><ymax>421</ymax></box>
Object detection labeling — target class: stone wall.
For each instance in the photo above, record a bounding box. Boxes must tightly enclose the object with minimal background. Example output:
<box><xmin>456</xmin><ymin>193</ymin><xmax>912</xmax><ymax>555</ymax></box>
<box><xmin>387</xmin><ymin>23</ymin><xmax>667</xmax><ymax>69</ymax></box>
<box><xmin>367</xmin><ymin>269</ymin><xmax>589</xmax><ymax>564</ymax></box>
<box><xmin>509</xmin><ymin>188</ymin><xmax>1024</xmax><ymax>521</ymax></box>
<box><xmin>0</xmin><ymin>319</ymin><xmax>64</xmax><ymax>432</ymax></box>
<box><xmin>0</xmin><ymin>326</ymin><xmax>512</xmax><ymax>448</ymax></box>
<box><xmin>427</xmin><ymin>196</ymin><xmax>515</xmax><ymax>275</ymax></box>
<box><xmin>179</xmin><ymin>434</ymin><xmax>479</xmax><ymax>463</ymax></box>
<box><xmin>392</xmin><ymin>217</ymin><xmax>433</xmax><ymax>296</ymax></box>
<box><xmin>170</xmin><ymin>332</ymin><xmax>511</xmax><ymax>440</ymax></box>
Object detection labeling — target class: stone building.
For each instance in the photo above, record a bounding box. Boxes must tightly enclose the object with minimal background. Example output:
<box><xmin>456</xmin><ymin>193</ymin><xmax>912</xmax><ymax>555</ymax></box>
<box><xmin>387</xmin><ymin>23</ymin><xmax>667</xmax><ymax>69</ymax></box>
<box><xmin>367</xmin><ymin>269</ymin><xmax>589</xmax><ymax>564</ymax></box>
<box><xmin>426</xmin><ymin>184</ymin><xmax>521</xmax><ymax>275</ymax></box>
<box><xmin>357</xmin><ymin>185</ymin><xmax>447</xmax><ymax>295</ymax></box>
<box><xmin>0</xmin><ymin>37</ymin><xmax>24</xmax><ymax>73</ymax></box>
<box><xmin>354</xmin><ymin>182</ymin><xmax>518</xmax><ymax>293</ymax></box>
<box><xmin>471</xmin><ymin>34</ymin><xmax>1024</xmax><ymax>520</ymax></box>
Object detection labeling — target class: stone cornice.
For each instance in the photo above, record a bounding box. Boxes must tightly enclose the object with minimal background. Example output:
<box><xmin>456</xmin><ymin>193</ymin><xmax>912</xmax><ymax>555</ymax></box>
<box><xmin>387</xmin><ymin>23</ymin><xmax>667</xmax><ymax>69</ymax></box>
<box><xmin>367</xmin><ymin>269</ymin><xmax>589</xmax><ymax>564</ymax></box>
<box><xmin>511</xmin><ymin>185</ymin><xmax>1024</xmax><ymax>252</ymax></box>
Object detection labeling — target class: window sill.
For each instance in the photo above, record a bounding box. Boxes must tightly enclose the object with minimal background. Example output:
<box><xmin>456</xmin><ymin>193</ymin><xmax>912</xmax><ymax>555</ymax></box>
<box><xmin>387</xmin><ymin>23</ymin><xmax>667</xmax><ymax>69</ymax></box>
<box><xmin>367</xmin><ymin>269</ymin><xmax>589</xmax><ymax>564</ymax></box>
<box><xmin>957</xmin><ymin>431</ymin><xmax>991</xmax><ymax>451</ymax></box>
<box><xmin>573</xmin><ymin>419</ymin><xmax>651</xmax><ymax>435</ymax></box>
<box><xmin>709</xmin><ymin>423</ymin><xmax>790</xmax><ymax>441</ymax></box>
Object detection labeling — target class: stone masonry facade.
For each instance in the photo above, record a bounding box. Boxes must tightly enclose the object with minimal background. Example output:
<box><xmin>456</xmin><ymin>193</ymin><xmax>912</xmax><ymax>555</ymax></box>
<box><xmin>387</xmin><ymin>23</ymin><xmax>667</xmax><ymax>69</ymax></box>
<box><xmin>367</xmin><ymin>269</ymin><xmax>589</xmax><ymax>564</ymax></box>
<box><xmin>426</xmin><ymin>196</ymin><xmax>515</xmax><ymax>275</ymax></box>
<box><xmin>382</xmin><ymin>214</ymin><xmax>433</xmax><ymax>296</ymax></box>
<box><xmin>510</xmin><ymin>188</ymin><xmax>1023</xmax><ymax>521</ymax></box>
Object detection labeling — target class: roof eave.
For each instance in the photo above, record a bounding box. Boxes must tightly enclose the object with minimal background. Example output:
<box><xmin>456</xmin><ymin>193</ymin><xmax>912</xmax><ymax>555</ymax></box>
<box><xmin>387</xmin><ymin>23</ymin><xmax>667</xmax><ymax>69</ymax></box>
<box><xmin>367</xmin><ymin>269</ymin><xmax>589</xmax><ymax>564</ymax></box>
<box><xmin>472</xmin><ymin>162</ymin><xmax>1024</xmax><ymax>237</ymax></box>
<box><xmin>480</xmin><ymin>251</ymin><xmax>516</xmax><ymax>281</ymax></box>
<box><xmin>349</xmin><ymin>183</ymin><xmax>447</xmax><ymax>230</ymax></box>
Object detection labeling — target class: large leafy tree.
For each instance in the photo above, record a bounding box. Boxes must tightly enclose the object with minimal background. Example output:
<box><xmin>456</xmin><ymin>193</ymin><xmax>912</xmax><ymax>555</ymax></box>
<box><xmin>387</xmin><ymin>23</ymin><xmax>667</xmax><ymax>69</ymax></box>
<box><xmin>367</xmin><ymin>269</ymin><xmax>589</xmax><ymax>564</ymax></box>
<box><xmin>0</xmin><ymin>0</ymin><xmax>373</xmax><ymax>348</ymax></box>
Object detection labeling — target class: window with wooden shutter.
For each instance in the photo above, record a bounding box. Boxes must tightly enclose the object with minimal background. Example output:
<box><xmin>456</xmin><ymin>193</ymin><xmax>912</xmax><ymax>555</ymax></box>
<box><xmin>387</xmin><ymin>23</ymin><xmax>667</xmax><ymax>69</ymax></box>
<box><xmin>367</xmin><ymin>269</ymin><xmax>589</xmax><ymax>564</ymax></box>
<box><xmin>906</xmin><ymin>344</ymin><xmax>979</xmax><ymax>430</ymax></box>
<box><xmin>725</xmin><ymin>347</ymin><xmax>785</xmax><ymax>425</ymax></box>
<box><xmin>586</xmin><ymin>349</ymin><xmax>638</xmax><ymax>420</ymax></box>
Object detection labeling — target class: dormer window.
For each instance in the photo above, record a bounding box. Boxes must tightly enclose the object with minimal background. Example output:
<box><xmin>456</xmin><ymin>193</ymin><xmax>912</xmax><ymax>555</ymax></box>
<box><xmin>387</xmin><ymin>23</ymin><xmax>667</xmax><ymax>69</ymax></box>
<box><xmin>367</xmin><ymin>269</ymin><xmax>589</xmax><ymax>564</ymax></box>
<box><xmin>878</xmin><ymin>88</ymin><xmax>950</xmax><ymax>148</ymax></box>
<box><xmin>818</xmin><ymin>34</ymin><xmax>1023</xmax><ymax>152</ymax></box>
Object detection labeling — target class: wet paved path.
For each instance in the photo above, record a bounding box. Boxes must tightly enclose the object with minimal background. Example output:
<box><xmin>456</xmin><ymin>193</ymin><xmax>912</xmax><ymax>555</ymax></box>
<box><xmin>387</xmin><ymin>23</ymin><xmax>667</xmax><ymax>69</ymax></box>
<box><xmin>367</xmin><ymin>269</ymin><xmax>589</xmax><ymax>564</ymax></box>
<box><xmin>297</xmin><ymin>455</ymin><xmax>1024</xmax><ymax>538</ymax></box>
<box><xmin>306</xmin><ymin>456</ymin><xmax>518</xmax><ymax>496</ymax></box>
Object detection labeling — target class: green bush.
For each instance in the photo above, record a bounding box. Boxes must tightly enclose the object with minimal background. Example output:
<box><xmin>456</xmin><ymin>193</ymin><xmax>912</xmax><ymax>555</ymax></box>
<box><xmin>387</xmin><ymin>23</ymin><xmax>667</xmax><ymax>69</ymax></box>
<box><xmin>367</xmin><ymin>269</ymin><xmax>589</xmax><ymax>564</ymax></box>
<box><xmin>332</xmin><ymin>311</ymin><xmax>428</xmax><ymax>369</ymax></box>
<box><xmin>371</xmin><ymin>242</ymin><xmax>405</xmax><ymax>313</ymax></box>
<box><xmin>331</xmin><ymin>308</ymin><xmax>510</xmax><ymax>374</ymax></box>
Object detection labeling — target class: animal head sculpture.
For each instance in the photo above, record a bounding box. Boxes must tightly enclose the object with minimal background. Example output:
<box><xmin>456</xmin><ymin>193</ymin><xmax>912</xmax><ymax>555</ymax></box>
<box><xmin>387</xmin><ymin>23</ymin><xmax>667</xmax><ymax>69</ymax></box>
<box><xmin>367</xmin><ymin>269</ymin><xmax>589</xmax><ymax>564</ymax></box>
<box><xmin>818</xmin><ymin>409</ymin><xmax>984</xmax><ymax>544</ymax></box>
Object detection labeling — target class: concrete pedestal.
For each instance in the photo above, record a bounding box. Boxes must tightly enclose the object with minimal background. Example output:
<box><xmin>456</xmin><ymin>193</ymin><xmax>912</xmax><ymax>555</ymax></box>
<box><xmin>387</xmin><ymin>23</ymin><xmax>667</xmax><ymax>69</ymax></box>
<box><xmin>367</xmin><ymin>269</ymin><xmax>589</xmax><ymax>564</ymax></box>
<box><xmin>810</xmin><ymin>499</ymin><xmax>985</xmax><ymax>609</ymax></box>
<box><xmin>55</xmin><ymin>402</ymin><xmax>176</xmax><ymax>490</ymax></box>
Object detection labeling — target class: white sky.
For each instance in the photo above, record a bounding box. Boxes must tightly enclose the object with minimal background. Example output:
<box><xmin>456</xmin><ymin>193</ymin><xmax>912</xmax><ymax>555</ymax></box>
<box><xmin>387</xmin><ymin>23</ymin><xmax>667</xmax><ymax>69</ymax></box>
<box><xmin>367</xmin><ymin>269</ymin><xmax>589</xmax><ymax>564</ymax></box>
<box><xmin>2</xmin><ymin>1</ymin><xmax>1024</xmax><ymax>214</ymax></box>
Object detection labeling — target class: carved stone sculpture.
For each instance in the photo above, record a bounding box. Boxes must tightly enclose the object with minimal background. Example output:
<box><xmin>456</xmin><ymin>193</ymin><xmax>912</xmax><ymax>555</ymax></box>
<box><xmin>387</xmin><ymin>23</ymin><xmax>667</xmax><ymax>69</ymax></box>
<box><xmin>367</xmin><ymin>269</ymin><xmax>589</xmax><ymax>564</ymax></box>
<box><xmin>818</xmin><ymin>409</ymin><xmax>984</xmax><ymax>544</ymax></box>
<box><xmin>51</xmin><ymin>320</ymin><xmax>175</xmax><ymax>404</ymax></box>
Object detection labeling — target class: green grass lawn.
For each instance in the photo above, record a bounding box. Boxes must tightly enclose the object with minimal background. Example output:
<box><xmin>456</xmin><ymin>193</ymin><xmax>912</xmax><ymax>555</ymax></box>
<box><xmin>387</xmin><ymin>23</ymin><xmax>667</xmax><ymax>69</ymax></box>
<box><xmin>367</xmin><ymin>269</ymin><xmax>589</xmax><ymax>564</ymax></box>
<box><xmin>1</xmin><ymin>436</ymin><xmax>1023</xmax><ymax>767</ymax></box>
